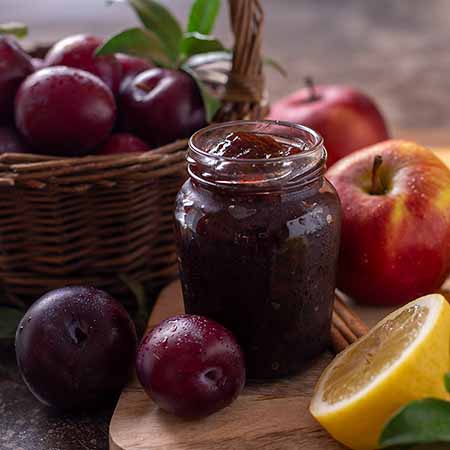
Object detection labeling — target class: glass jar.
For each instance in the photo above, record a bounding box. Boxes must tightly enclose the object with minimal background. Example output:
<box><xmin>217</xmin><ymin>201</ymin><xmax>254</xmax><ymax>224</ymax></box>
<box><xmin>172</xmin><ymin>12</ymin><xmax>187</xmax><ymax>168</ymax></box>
<box><xmin>174</xmin><ymin>120</ymin><xmax>341</xmax><ymax>378</ymax></box>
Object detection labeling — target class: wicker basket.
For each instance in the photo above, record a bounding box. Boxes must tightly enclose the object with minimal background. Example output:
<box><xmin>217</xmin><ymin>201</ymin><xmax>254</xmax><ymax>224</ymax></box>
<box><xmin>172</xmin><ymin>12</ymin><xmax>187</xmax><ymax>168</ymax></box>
<box><xmin>0</xmin><ymin>0</ymin><xmax>266</xmax><ymax>307</ymax></box>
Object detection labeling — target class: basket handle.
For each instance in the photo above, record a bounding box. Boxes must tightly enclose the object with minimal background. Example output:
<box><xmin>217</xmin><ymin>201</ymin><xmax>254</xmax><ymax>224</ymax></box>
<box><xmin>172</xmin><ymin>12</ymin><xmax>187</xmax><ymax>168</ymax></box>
<box><xmin>216</xmin><ymin>0</ymin><xmax>265</xmax><ymax>121</ymax></box>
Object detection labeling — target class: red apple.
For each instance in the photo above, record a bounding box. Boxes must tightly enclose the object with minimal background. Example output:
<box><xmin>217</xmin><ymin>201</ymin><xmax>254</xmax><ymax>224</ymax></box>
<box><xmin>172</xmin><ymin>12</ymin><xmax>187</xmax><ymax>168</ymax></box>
<box><xmin>327</xmin><ymin>140</ymin><xmax>450</xmax><ymax>306</ymax></box>
<box><xmin>267</xmin><ymin>79</ymin><xmax>390</xmax><ymax>166</ymax></box>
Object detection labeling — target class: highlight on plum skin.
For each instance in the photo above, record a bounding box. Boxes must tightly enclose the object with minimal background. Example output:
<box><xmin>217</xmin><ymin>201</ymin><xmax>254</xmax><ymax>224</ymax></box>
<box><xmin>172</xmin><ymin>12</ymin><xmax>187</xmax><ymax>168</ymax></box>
<box><xmin>136</xmin><ymin>314</ymin><xmax>246</xmax><ymax>418</ymax></box>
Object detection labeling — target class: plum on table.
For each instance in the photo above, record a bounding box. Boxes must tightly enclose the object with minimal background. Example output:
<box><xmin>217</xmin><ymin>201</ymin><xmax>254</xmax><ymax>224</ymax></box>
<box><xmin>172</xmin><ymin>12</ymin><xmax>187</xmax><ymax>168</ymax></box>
<box><xmin>15</xmin><ymin>286</ymin><xmax>137</xmax><ymax>410</ymax></box>
<box><xmin>136</xmin><ymin>314</ymin><xmax>246</xmax><ymax>418</ymax></box>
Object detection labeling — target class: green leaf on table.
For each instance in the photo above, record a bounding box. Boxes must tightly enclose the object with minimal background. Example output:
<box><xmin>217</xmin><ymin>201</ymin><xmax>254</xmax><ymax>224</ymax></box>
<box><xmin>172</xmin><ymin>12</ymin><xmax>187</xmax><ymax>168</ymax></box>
<box><xmin>119</xmin><ymin>274</ymin><xmax>149</xmax><ymax>335</ymax></box>
<box><xmin>180</xmin><ymin>32</ymin><xmax>225</xmax><ymax>61</ymax></box>
<box><xmin>0</xmin><ymin>22</ymin><xmax>28</xmax><ymax>38</ymax></box>
<box><xmin>444</xmin><ymin>373</ymin><xmax>450</xmax><ymax>393</ymax></box>
<box><xmin>96</xmin><ymin>27</ymin><xmax>173</xmax><ymax>68</ymax></box>
<box><xmin>380</xmin><ymin>398</ymin><xmax>450</xmax><ymax>448</ymax></box>
<box><xmin>0</xmin><ymin>306</ymin><xmax>23</xmax><ymax>339</ymax></box>
<box><xmin>188</xmin><ymin>0</ymin><xmax>221</xmax><ymax>35</ymax></box>
<box><xmin>182</xmin><ymin>64</ymin><xmax>221</xmax><ymax>123</ymax></box>
<box><xmin>128</xmin><ymin>0</ymin><xmax>183</xmax><ymax>66</ymax></box>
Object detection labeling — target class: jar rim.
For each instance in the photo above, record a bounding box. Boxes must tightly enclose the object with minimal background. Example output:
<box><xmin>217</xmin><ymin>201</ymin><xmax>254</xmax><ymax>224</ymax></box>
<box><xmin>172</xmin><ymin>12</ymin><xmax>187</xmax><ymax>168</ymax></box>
<box><xmin>189</xmin><ymin>119</ymin><xmax>324</xmax><ymax>164</ymax></box>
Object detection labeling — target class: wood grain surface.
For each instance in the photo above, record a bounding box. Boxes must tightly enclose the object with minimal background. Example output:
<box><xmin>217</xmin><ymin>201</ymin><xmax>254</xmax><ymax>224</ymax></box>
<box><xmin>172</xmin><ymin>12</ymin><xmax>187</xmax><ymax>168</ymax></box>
<box><xmin>109</xmin><ymin>281</ymin><xmax>391</xmax><ymax>450</ymax></box>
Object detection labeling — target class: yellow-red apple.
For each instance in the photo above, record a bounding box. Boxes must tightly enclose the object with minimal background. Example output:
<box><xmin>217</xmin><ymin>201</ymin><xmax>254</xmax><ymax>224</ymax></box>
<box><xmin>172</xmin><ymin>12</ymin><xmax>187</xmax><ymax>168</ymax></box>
<box><xmin>327</xmin><ymin>140</ymin><xmax>450</xmax><ymax>306</ymax></box>
<box><xmin>268</xmin><ymin>80</ymin><xmax>389</xmax><ymax>166</ymax></box>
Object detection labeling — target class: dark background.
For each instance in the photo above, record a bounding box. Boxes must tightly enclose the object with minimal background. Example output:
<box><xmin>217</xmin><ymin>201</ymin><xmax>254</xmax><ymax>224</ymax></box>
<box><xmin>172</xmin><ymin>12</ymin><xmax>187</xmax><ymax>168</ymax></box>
<box><xmin>0</xmin><ymin>1</ymin><xmax>449</xmax><ymax>449</ymax></box>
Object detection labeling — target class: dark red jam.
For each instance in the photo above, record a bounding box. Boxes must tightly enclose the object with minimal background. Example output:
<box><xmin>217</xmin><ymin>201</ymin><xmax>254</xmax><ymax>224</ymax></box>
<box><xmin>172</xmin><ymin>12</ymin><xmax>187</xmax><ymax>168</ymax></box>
<box><xmin>209</xmin><ymin>131</ymin><xmax>301</xmax><ymax>159</ymax></box>
<box><xmin>174</xmin><ymin>121</ymin><xmax>341</xmax><ymax>378</ymax></box>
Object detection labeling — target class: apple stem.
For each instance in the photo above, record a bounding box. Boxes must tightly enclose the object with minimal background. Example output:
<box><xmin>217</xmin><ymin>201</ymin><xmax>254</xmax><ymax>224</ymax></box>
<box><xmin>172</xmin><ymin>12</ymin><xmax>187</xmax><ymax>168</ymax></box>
<box><xmin>304</xmin><ymin>76</ymin><xmax>319</xmax><ymax>101</ymax></box>
<box><xmin>370</xmin><ymin>155</ymin><xmax>383</xmax><ymax>195</ymax></box>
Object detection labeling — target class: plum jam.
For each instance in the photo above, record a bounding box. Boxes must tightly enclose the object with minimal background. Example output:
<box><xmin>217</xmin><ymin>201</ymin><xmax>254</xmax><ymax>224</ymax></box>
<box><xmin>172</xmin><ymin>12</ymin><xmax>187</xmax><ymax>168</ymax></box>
<box><xmin>174</xmin><ymin>120</ymin><xmax>341</xmax><ymax>378</ymax></box>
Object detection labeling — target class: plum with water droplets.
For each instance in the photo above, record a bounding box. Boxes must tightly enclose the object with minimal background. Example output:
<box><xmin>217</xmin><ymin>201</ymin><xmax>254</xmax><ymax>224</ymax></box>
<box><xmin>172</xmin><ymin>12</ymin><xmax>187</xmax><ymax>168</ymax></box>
<box><xmin>15</xmin><ymin>66</ymin><xmax>116</xmax><ymax>156</ymax></box>
<box><xmin>45</xmin><ymin>34</ymin><xmax>122</xmax><ymax>94</ymax></box>
<box><xmin>136</xmin><ymin>314</ymin><xmax>245</xmax><ymax>418</ymax></box>
<box><xmin>15</xmin><ymin>286</ymin><xmax>137</xmax><ymax>410</ymax></box>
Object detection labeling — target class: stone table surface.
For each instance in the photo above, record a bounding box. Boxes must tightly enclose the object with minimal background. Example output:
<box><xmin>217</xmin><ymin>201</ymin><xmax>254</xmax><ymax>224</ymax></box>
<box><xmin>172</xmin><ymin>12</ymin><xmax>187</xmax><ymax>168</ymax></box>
<box><xmin>2</xmin><ymin>0</ymin><xmax>450</xmax><ymax>449</ymax></box>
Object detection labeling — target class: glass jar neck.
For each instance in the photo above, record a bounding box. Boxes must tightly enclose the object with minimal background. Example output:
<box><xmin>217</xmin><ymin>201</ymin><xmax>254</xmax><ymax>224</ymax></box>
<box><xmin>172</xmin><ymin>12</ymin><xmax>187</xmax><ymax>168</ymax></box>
<box><xmin>187</xmin><ymin>120</ymin><xmax>327</xmax><ymax>193</ymax></box>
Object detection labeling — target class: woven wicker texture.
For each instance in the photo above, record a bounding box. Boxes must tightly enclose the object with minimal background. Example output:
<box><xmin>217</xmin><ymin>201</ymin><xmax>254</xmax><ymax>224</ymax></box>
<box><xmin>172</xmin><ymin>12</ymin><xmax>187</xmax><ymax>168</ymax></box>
<box><xmin>0</xmin><ymin>0</ymin><xmax>265</xmax><ymax>307</ymax></box>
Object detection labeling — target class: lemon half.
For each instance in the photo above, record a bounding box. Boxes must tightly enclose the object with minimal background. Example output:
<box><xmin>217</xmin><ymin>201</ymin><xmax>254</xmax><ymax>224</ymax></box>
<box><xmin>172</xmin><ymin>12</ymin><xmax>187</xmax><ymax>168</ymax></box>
<box><xmin>310</xmin><ymin>294</ymin><xmax>450</xmax><ymax>450</ymax></box>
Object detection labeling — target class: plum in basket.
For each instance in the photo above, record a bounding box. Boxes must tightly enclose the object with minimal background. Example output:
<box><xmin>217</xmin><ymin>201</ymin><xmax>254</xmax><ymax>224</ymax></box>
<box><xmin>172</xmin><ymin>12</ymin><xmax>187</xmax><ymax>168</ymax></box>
<box><xmin>119</xmin><ymin>68</ymin><xmax>206</xmax><ymax>148</ymax></box>
<box><xmin>0</xmin><ymin>36</ymin><xmax>34</xmax><ymax>123</ymax></box>
<box><xmin>136</xmin><ymin>314</ymin><xmax>246</xmax><ymax>418</ymax></box>
<box><xmin>15</xmin><ymin>286</ymin><xmax>137</xmax><ymax>410</ymax></box>
<box><xmin>96</xmin><ymin>132</ymin><xmax>150</xmax><ymax>155</ymax></box>
<box><xmin>15</xmin><ymin>66</ymin><xmax>116</xmax><ymax>156</ymax></box>
<box><xmin>0</xmin><ymin>126</ymin><xmax>26</xmax><ymax>153</ymax></box>
<box><xmin>45</xmin><ymin>34</ymin><xmax>122</xmax><ymax>94</ymax></box>
<box><xmin>116</xmin><ymin>53</ymin><xmax>153</xmax><ymax>91</ymax></box>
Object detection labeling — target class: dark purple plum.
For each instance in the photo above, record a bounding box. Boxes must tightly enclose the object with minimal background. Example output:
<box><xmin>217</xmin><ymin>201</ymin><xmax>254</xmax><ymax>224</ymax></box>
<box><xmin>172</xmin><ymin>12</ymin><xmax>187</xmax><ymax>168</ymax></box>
<box><xmin>96</xmin><ymin>132</ymin><xmax>150</xmax><ymax>155</ymax></box>
<box><xmin>15</xmin><ymin>66</ymin><xmax>116</xmax><ymax>156</ymax></box>
<box><xmin>45</xmin><ymin>34</ymin><xmax>122</xmax><ymax>94</ymax></box>
<box><xmin>119</xmin><ymin>68</ymin><xmax>206</xmax><ymax>147</ymax></box>
<box><xmin>15</xmin><ymin>286</ymin><xmax>137</xmax><ymax>410</ymax></box>
<box><xmin>116</xmin><ymin>53</ymin><xmax>153</xmax><ymax>92</ymax></box>
<box><xmin>0</xmin><ymin>126</ymin><xmax>27</xmax><ymax>153</ymax></box>
<box><xmin>136</xmin><ymin>314</ymin><xmax>245</xmax><ymax>418</ymax></box>
<box><xmin>0</xmin><ymin>36</ymin><xmax>34</xmax><ymax>123</ymax></box>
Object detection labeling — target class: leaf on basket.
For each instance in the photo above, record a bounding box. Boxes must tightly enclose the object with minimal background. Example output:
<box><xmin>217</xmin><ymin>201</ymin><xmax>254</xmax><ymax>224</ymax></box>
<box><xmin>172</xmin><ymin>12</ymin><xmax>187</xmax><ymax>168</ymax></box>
<box><xmin>0</xmin><ymin>22</ymin><xmax>28</xmax><ymax>38</ymax></box>
<box><xmin>96</xmin><ymin>27</ymin><xmax>174</xmax><ymax>67</ymax></box>
<box><xmin>380</xmin><ymin>397</ymin><xmax>450</xmax><ymax>448</ymax></box>
<box><xmin>188</xmin><ymin>0</ymin><xmax>222</xmax><ymax>35</ymax></box>
<box><xmin>182</xmin><ymin>65</ymin><xmax>221</xmax><ymax>123</ymax></box>
<box><xmin>128</xmin><ymin>0</ymin><xmax>183</xmax><ymax>66</ymax></box>
<box><xmin>0</xmin><ymin>305</ymin><xmax>23</xmax><ymax>339</ymax></box>
<box><xmin>180</xmin><ymin>32</ymin><xmax>226</xmax><ymax>62</ymax></box>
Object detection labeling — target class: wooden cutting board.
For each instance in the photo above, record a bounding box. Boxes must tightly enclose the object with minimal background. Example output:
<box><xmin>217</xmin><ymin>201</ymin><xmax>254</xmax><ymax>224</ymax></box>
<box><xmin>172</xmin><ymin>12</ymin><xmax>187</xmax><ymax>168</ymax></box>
<box><xmin>109</xmin><ymin>138</ymin><xmax>450</xmax><ymax>450</ymax></box>
<box><xmin>109</xmin><ymin>281</ymin><xmax>391</xmax><ymax>450</ymax></box>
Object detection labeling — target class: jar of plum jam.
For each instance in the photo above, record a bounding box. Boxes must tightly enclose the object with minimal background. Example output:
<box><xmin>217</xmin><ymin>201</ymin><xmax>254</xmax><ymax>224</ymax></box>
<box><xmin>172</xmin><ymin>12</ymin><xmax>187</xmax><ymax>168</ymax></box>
<box><xmin>174</xmin><ymin>120</ymin><xmax>341</xmax><ymax>378</ymax></box>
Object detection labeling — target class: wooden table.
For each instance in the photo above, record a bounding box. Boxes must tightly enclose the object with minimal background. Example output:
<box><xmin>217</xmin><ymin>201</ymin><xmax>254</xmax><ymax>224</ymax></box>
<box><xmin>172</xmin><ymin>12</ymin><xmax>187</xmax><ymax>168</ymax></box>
<box><xmin>2</xmin><ymin>1</ymin><xmax>450</xmax><ymax>449</ymax></box>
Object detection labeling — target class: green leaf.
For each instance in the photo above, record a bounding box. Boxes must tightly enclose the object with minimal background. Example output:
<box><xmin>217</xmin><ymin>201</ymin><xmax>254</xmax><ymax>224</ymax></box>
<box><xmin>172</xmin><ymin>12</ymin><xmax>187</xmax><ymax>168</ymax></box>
<box><xmin>182</xmin><ymin>65</ymin><xmax>221</xmax><ymax>122</ymax></box>
<box><xmin>0</xmin><ymin>22</ymin><xmax>28</xmax><ymax>38</ymax></box>
<box><xmin>180</xmin><ymin>32</ymin><xmax>225</xmax><ymax>61</ymax></box>
<box><xmin>96</xmin><ymin>27</ymin><xmax>173</xmax><ymax>68</ymax></box>
<box><xmin>444</xmin><ymin>373</ymin><xmax>450</xmax><ymax>393</ymax></box>
<box><xmin>0</xmin><ymin>306</ymin><xmax>23</xmax><ymax>339</ymax></box>
<box><xmin>128</xmin><ymin>0</ymin><xmax>182</xmax><ymax>66</ymax></box>
<box><xmin>188</xmin><ymin>0</ymin><xmax>221</xmax><ymax>35</ymax></box>
<box><xmin>119</xmin><ymin>274</ymin><xmax>149</xmax><ymax>336</ymax></box>
<box><xmin>380</xmin><ymin>398</ymin><xmax>450</xmax><ymax>448</ymax></box>
<box><xmin>264</xmin><ymin>56</ymin><xmax>288</xmax><ymax>77</ymax></box>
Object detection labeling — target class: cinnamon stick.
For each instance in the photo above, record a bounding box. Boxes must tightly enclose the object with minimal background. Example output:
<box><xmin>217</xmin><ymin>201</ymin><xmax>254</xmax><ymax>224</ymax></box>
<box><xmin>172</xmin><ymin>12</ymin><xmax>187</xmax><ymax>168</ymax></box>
<box><xmin>330</xmin><ymin>291</ymin><xmax>369</xmax><ymax>353</ymax></box>
<box><xmin>330</xmin><ymin>324</ymin><xmax>349</xmax><ymax>353</ymax></box>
